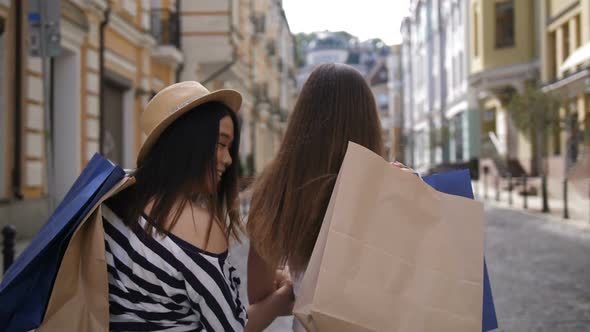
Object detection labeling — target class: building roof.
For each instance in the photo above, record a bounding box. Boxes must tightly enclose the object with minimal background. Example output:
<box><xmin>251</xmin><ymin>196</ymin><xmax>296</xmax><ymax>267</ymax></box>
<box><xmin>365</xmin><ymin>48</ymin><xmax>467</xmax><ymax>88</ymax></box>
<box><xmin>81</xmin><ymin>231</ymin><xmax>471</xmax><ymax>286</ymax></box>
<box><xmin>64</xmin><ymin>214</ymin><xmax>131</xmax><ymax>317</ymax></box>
<box><xmin>308</xmin><ymin>32</ymin><xmax>348</xmax><ymax>51</ymax></box>
<box><xmin>367</xmin><ymin>58</ymin><xmax>389</xmax><ymax>86</ymax></box>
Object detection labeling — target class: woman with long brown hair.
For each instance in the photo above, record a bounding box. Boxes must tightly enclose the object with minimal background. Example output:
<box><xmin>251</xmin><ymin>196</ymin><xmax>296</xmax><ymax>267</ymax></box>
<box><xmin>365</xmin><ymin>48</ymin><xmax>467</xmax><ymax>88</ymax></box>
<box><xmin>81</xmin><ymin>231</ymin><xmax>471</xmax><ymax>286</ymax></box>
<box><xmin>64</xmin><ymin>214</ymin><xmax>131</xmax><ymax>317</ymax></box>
<box><xmin>246</xmin><ymin>63</ymin><xmax>389</xmax><ymax>330</ymax></box>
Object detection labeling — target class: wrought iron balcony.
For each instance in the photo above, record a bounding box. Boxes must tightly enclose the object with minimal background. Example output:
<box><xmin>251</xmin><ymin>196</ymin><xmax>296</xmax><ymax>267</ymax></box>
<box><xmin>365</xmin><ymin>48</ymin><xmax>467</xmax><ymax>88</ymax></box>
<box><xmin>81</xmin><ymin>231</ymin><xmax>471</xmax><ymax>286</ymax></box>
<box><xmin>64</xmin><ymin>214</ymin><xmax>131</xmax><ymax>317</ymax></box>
<box><xmin>150</xmin><ymin>9</ymin><xmax>180</xmax><ymax>48</ymax></box>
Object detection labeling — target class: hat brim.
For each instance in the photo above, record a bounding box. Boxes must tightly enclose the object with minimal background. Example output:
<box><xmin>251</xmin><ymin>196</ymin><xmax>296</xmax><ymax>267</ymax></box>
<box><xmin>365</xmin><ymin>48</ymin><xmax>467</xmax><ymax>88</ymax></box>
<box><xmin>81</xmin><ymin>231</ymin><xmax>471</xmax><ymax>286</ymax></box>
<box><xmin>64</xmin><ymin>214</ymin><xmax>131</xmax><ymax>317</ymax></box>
<box><xmin>136</xmin><ymin>89</ymin><xmax>242</xmax><ymax>164</ymax></box>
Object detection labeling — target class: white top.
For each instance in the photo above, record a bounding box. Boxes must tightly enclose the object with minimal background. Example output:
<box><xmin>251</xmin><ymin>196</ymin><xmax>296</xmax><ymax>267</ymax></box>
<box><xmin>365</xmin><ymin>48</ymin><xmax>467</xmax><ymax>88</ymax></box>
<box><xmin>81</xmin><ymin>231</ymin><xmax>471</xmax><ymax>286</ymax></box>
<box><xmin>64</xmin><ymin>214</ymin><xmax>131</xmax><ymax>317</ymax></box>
<box><xmin>292</xmin><ymin>275</ymin><xmax>305</xmax><ymax>332</ymax></box>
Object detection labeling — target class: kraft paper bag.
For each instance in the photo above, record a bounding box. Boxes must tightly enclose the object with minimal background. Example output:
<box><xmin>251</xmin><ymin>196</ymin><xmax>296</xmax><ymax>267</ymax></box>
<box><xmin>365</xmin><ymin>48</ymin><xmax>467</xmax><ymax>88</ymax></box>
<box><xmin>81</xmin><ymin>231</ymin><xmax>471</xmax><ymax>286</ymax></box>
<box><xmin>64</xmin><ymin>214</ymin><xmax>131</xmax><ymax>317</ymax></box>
<box><xmin>294</xmin><ymin>162</ymin><xmax>347</xmax><ymax>332</ymax></box>
<box><xmin>294</xmin><ymin>142</ymin><xmax>484</xmax><ymax>332</ymax></box>
<box><xmin>37</xmin><ymin>177</ymin><xmax>134</xmax><ymax>332</ymax></box>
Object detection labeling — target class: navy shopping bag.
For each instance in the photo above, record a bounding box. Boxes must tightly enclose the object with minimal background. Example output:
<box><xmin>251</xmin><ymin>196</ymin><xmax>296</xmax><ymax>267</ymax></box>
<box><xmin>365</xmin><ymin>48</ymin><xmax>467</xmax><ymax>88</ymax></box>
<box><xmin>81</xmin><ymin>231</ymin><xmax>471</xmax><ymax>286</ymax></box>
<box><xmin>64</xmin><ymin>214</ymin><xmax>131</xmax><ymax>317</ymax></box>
<box><xmin>0</xmin><ymin>154</ymin><xmax>125</xmax><ymax>332</ymax></box>
<box><xmin>423</xmin><ymin>169</ymin><xmax>498</xmax><ymax>332</ymax></box>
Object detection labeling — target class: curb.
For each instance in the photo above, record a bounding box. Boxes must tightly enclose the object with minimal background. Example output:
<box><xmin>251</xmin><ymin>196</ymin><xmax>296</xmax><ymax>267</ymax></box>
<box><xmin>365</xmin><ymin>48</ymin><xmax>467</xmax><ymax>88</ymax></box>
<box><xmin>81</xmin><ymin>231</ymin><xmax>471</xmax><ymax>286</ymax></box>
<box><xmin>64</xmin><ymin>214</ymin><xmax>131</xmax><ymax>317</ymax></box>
<box><xmin>483</xmin><ymin>200</ymin><xmax>590</xmax><ymax>230</ymax></box>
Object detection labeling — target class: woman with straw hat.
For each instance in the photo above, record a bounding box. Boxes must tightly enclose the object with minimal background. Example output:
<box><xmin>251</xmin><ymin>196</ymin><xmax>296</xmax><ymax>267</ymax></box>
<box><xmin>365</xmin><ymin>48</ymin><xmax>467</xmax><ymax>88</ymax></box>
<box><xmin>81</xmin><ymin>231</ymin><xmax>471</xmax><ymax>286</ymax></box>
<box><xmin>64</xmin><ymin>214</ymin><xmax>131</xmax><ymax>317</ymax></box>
<box><xmin>103</xmin><ymin>81</ymin><xmax>294</xmax><ymax>331</ymax></box>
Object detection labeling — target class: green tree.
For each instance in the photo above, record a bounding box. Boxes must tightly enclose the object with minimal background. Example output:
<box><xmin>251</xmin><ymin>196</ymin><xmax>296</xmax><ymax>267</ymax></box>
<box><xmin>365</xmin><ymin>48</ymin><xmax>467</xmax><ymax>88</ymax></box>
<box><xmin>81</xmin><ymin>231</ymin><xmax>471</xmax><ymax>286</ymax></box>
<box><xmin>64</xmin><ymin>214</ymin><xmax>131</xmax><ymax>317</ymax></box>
<box><xmin>508</xmin><ymin>86</ymin><xmax>561</xmax><ymax>213</ymax></box>
<box><xmin>367</xmin><ymin>38</ymin><xmax>386</xmax><ymax>48</ymax></box>
<box><xmin>294</xmin><ymin>30</ymin><xmax>359</xmax><ymax>68</ymax></box>
<box><xmin>294</xmin><ymin>32</ymin><xmax>317</xmax><ymax>67</ymax></box>
<box><xmin>332</xmin><ymin>31</ymin><xmax>355</xmax><ymax>43</ymax></box>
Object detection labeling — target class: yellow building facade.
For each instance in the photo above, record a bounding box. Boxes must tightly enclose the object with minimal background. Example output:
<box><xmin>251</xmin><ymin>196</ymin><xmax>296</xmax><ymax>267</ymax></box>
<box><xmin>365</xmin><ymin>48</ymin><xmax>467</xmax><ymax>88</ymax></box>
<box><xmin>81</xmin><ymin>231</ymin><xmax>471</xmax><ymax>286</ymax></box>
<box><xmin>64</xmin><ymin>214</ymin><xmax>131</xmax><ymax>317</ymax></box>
<box><xmin>541</xmin><ymin>0</ymin><xmax>590</xmax><ymax>157</ymax></box>
<box><xmin>540</xmin><ymin>0</ymin><xmax>590</xmax><ymax>218</ymax></box>
<box><xmin>469</xmin><ymin>0</ymin><xmax>538</xmax><ymax>176</ymax></box>
<box><xmin>0</xmin><ymin>0</ymin><xmax>180</xmax><ymax>236</ymax></box>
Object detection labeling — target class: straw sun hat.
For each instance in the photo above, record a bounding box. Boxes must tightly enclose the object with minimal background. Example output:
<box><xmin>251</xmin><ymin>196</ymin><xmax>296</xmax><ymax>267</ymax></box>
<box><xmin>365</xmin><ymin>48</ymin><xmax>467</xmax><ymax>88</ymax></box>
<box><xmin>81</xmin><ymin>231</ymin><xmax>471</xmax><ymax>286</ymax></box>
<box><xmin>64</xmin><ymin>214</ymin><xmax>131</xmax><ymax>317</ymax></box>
<box><xmin>137</xmin><ymin>81</ymin><xmax>242</xmax><ymax>164</ymax></box>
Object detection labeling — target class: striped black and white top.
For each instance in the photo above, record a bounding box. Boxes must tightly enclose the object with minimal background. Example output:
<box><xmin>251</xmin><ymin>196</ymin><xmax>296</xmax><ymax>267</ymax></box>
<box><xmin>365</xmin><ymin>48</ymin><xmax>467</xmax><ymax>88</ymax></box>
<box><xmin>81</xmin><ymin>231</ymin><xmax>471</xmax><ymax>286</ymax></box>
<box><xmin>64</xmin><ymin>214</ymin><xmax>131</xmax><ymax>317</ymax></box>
<box><xmin>102</xmin><ymin>205</ymin><xmax>247</xmax><ymax>332</ymax></box>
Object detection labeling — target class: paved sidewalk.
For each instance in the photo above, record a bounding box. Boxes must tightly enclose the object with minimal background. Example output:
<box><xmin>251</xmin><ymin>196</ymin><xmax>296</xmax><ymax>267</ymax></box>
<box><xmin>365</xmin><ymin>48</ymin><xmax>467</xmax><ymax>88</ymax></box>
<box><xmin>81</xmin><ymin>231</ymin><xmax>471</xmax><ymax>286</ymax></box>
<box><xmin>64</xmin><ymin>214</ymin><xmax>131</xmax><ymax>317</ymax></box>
<box><xmin>472</xmin><ymin>180</ymin><xmax>590</xmax><ymax>227</ymax></box>
<box><xmin>0</xmin><ymin>240</ymin><xmax>31</xmax><ymax>280</ymax></box>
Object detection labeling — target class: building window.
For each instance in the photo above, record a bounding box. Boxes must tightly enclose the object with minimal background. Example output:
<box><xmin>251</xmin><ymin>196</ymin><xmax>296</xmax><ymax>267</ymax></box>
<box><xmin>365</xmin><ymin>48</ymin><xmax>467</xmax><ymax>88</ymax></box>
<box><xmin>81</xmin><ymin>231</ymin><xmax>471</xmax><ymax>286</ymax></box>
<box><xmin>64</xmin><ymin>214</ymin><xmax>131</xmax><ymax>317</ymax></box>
<box><xmin>567</xmin><ymin>98</ymin><xmax>580</xmax><ymax>164</ymax></box>
<box><xmin>433</xmin><ymin>74</ymin><xmax>438</xmax><ymax>103</ymax></box>
<box><xmin>482</xmin><ymin>107</ymin><xmax>497</xmax><ymax>136</ymax></box>
<box><xmin>122</xmin><ymin>0</ymin><xmax>137</xmax><ymax>16</ymax></box>
<box><xmin>0</xmin><ymin>17</ymin><xmax>6</xmax><ymax>199</ymax></box>
<box><xmin>448</xmin><ymin>62</ymin><xmax>453</xmax><ymax>91</ymax></box>
<box><xmin>584</xmin><ymin>94</ymin><xmax>590</xmax><ymax>147</ymax></box>
<box><xmin>456</xmin><ymin>56</ymin><xmax>461</xmax><ymax>88</ymax></box>
<box><xmin>451</xmin><ymin>57</ymin><xmax>455</xmax><ymax>88</ymax></box>
<box><xmin>576</xmin><ymin>15</ymin><xmax>581</xmax><ymax>51</ymax></box>
<box><xmin>473</xmin><ymin>5</ymin><xmax>479</xmax><ymax>56</ymax></box>
<box><xmin>552</xmin><ymin>117</ymin><xmax>562</xmax><ymax>156</ymax></box>
<box><xmin>454</xmin><ymin>114</ymin><xmax>464</xmax><ymax>161</ymax></box>
<box><xmin>377</xmin><ymin>94</ymin><xmax>388</xmax><ymax>111</ymax></box>
<box><xmin>550</xmin><ymin>103</ymin><xmax>568</xmax><ymax>156</ymax></box>
<box><xmin>562</xmin><ymin>24</ymin><xmax>570</xmax><ymax>60</ymax></box>
<box><xmin>548</xmin><ymin>31</ymin><xmax>557</xmax><ymax>80</ymax></box>
<box><xmin>418</xmin><ymin>102</ymin><xmax>424</xmax><ymax>120</ymax></box>
<box><xmin>460</xmin><ymin>52</ymin><xmax>465</xmax><ymax>81</ymax></box>
<box><xmin>495</xmin><ymin>0</ymin><xmax>515</xmax><ymax>48</ymax></box>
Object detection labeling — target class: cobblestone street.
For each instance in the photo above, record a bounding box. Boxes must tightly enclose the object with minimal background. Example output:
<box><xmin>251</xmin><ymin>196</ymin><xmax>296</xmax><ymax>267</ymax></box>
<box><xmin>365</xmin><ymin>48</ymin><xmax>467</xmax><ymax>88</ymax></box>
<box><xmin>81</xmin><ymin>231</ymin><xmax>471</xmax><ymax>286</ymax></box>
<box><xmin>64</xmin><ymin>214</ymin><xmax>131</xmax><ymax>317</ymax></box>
<box><xmin>485</xmin><ymin>206</ymin><xmax>590</xmax><ymax>331</ymax></box>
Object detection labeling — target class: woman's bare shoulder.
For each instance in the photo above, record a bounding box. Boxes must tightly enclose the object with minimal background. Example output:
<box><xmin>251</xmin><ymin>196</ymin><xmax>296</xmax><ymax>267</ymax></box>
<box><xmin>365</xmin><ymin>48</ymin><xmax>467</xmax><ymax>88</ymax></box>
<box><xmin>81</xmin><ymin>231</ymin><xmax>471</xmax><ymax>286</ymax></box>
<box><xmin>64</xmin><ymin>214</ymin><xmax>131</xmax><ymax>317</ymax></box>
<box><xmin>171</xmin><ymin>204</ymin><xmax>229</xmax><ymax>254</ymax></box>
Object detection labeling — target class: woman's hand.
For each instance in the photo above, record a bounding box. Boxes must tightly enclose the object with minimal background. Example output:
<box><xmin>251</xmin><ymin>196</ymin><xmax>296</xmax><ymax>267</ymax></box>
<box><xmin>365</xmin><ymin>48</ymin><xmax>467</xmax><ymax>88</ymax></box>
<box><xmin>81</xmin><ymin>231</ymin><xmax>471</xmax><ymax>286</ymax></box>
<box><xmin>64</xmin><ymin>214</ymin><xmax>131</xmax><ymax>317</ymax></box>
<box><xmin>269</xmin><ymin>275</ymin><xmax>295</xmax><ymax>317</ymax></box>
<box><xmin>390</xmin><ymin>161</ymin><xmax>418</xmax><ymax>175</ymax></box>
<box><xmin>245</xmin><ymin>276</ymin><xmax>295</xmax><ymax>332</ymax></box>
<box><xmin>273</xmin><ymin>268</ymin><xmax>290</xmax><ymax>289</ymax></box>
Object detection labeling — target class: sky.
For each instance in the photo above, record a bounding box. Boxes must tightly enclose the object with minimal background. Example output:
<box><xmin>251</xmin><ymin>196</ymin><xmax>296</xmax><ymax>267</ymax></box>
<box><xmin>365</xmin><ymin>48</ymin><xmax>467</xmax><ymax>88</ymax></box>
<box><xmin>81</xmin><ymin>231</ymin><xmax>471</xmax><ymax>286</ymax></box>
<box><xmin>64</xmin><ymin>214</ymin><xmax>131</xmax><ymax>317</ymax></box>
<box><xmin>282</xmin><ymin>0</ymin><xmax>411</xmax><ymax>45</ymax></box>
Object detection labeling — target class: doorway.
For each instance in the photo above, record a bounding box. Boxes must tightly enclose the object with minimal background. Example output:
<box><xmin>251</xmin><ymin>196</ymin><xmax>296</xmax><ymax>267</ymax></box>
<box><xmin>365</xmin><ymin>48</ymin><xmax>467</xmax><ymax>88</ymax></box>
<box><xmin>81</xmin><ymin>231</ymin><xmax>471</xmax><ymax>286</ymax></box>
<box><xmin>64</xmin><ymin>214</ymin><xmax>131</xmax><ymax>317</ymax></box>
<box><xmin>102</xmin><ymin>81</ymin><xmax>125</xmax><ymax>165</ymax></box>
<box><xmin>52</xmin><ymin>48</ymin><xmax>81</xmax><ymax>202</ymax></box>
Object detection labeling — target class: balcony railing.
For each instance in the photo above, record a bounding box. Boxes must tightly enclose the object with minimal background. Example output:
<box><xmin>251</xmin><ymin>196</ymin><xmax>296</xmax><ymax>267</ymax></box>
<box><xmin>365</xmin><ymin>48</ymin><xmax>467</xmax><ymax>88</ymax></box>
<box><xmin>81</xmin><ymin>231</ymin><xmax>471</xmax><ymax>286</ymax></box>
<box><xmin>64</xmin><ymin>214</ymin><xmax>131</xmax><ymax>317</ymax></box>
<box><xmin>253</xmin><ymin>83</ymin><xmax>269</xmax><ymax>102</ymax></box>
<box><xmin>150</xmin><ymin>9</ymin><xmax>180</xmax><ymax>48</ymax></box>
<box><xmin>250</xmin><ymin>14</ymin><xmax>266</xmax><ymax>34</ymax></box>
<box><xmin>266</xmin><ymin>41</ymin><xmax>276</xmax><ymax>56</ymax></box>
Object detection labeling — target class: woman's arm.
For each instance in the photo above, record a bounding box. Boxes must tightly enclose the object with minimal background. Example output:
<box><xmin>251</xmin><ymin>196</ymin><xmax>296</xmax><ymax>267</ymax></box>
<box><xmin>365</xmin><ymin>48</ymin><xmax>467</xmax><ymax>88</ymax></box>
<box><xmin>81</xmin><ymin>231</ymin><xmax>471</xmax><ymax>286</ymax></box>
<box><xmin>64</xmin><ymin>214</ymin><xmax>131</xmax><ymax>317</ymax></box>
<box><xmin>244</xmin><ymin>278</ymin><xmax>294</xmax><ymax>332</ymax></box>
<box><xmin>247</xmin><ymin>244</ymin><xmax>276</xmax><ymax>304</ymax></box>
<box><xmin>245</xmin><ymin>243</ymin><xmax>294</xmax><ymax>331</ymax></box>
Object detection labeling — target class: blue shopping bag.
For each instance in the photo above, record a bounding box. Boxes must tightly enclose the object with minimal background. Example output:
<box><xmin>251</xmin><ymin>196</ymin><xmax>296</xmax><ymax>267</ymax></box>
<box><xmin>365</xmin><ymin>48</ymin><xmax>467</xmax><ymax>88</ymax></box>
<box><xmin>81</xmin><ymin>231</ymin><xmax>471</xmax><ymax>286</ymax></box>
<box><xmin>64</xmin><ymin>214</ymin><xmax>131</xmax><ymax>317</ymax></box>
<box><xmin>0</xmin><ymin>154</ymin><xmax>125</xmax><ymax>332</ymax></box>
<box><xmin>423</xmin><ymin>169</ymin><xmax>498</xmax><ymax>332</ymax></box>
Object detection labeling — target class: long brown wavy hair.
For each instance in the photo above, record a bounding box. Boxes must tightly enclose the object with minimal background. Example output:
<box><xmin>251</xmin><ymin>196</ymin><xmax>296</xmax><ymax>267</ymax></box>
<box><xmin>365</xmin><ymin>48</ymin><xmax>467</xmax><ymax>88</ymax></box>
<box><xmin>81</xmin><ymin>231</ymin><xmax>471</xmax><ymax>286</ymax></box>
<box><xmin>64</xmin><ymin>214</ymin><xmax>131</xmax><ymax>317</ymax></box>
<box><xmin>247</xmin><ymin>63</ymin><xmax>384</xmax><ymax>274</ymax></box>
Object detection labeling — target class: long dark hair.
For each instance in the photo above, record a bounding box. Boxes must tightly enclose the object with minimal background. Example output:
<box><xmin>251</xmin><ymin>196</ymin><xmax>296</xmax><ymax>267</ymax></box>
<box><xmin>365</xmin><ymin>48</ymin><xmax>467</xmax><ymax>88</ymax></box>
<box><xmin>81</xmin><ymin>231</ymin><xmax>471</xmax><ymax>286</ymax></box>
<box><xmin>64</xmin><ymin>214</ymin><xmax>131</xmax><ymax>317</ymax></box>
<box><xmin>247</xmin><ymin>63</ymin><xmax>384</xmax><ymax>273</ymax></box>
<box><xmin>108</xmin><ymin>101</ymin><xmax>242</xmax><ymax>242</ymax></box>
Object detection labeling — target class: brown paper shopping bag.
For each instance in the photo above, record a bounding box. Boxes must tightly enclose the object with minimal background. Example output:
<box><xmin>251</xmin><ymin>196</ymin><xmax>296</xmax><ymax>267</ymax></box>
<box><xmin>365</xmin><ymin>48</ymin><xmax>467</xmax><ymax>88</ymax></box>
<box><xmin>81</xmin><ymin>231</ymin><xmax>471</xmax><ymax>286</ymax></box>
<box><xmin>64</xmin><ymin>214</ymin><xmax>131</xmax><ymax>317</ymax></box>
<box><xmin>293</xmin><ymin>142</ymin><xmax>484</xmax><ymax>332</ymax></box>
<box><xmin>37</xmin><ymin>177</ymin><xmax>134</xmax><ymax>332</ymax></box>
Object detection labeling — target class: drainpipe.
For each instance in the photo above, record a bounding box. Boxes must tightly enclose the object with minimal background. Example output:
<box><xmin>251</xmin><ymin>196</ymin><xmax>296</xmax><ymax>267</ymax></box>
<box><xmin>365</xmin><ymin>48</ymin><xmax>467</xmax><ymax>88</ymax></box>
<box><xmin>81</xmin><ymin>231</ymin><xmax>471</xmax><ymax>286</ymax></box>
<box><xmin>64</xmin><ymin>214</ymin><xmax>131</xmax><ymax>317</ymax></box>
<box><xmin>12</xmin><ymin>0</ymin><xmax>23</xmax><ymax>199</ymax></box>
<box><xmin>99</xmin><ymin>5</ymin><xmax>111</xmax><ymax>154</ymax></box>
<box><xmin>202</xmin><ymin>1</ymin><xmax>237</xmax><ymax>85</ymax></box>
<box><xmin>174</xmin><ymin>0</ymin><xmax>183</xmax><ymax>82</ymax></box>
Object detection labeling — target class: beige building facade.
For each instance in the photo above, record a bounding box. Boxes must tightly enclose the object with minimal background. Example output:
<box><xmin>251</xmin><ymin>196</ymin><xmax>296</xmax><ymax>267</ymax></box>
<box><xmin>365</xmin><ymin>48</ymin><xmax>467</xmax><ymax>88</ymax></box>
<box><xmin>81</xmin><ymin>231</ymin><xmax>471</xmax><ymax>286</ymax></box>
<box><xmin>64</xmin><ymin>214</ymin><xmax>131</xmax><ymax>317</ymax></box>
<box><xmin>540</xmin><ymin>0</ymin><xmax>590</xmax><ymax>219</ymax></box>
<box><xmin>179</xmin><ymin>0</ymin><xmax>296</xmax><ymax>176</ymax></box>
<box><xmin>0</xmin><ymin>0</ymin><xmax>297</xmax><ymax>237</ymax></box>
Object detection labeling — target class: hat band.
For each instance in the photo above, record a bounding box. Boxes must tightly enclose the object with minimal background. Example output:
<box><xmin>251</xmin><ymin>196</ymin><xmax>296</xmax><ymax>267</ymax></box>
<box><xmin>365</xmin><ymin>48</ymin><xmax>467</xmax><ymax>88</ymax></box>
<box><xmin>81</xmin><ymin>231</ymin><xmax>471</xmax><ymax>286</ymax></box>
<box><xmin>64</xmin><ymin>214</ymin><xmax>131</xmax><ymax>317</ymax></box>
<box><xmin>167</xmin><ymin>94</ymin><xmax>206</xmax><ymax>115</ymax></box>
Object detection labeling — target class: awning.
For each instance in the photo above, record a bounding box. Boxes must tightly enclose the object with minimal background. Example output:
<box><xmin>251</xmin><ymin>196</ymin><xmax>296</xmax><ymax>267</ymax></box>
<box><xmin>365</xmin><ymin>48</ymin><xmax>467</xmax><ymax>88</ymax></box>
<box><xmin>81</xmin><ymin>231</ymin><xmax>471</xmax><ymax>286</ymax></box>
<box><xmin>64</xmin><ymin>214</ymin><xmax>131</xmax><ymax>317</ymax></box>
<box><xmin>560</xmin><ymin>43</ymin><xmax>590</xmax><ymax>72</ymax></box>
